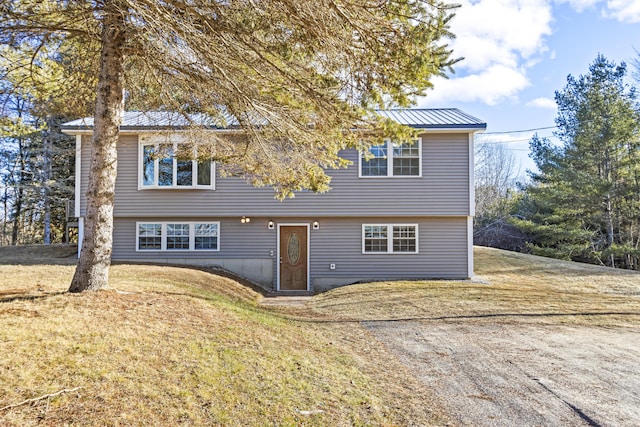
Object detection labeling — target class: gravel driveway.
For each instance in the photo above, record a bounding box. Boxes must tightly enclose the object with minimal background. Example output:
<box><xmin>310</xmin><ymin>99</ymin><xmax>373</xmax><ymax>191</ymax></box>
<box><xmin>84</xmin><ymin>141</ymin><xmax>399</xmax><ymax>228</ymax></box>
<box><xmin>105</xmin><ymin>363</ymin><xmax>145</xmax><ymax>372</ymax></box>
<box><xmin>364</xmin><ymin>320</ymin><xmax>640</xmax><ymax>426</ymax></box>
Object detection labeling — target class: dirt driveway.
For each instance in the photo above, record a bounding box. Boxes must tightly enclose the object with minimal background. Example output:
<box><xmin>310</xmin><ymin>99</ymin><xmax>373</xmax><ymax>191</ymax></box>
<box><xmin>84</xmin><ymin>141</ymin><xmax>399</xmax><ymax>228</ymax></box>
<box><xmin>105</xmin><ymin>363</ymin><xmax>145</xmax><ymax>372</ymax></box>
<box><xmin>309</xmin><ymin>248</ymin><xmax>640</xmax><ymax>426</ymax></box>
<box><xmin>365</xmin><ymin>319</ymin><xmax>640</xmax><ymax>426</ymax></box>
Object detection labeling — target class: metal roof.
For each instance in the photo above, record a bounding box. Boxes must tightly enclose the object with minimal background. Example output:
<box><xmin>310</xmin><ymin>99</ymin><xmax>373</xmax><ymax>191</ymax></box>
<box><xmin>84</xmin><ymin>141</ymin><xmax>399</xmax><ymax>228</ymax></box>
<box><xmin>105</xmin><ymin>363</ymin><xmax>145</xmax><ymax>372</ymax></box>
<box><xmin>61</xmin><ymin>108</ymin><xmax>486</xmax><ymax>132</ymax></box>
<box><xmin>61</xmin><ymin>111</ymin><xmax>237</xmax><ymax>131</ymax></box>
<box><xmin>375</xmin><ymin>108</ymin><xmax>486</xmax><ymax>130</ymax></box>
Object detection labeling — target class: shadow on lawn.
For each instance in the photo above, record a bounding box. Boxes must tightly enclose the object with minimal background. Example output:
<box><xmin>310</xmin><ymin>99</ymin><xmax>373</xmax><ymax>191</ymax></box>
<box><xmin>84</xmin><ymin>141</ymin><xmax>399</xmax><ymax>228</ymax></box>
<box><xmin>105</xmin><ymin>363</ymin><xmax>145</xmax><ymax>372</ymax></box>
<box><xmin>0</xmin><ymin>244</ymin><xmax>78</xmax><ymax>266</ymax></box>
<box><xmin>0</xmin><ymin>291</ymin><xmax>67</xmax><ymax>304</ymax></box>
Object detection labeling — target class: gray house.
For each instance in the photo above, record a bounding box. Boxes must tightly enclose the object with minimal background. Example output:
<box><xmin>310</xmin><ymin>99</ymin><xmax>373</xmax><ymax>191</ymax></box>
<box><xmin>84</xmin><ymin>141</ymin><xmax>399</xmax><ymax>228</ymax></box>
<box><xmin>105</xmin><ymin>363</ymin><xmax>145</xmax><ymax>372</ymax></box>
<box><xmin>62</xmin><ymin>108</ymin><xmax>486</xmax><ymax>293</ymax></box>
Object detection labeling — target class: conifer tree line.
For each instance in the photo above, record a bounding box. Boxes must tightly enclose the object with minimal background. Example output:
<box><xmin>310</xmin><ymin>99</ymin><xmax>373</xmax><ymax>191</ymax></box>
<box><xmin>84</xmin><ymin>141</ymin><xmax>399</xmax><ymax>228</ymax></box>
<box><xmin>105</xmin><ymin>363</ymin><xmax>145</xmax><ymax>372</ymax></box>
<box><xmin>0</xmin><ymin>43</ymin><xmax>80</xmax><ymax>246</ymax></box>
<box><xmin>475</xmin><ymin>54</ymin><xmax>640</xmax><ymax>270</ymax></box>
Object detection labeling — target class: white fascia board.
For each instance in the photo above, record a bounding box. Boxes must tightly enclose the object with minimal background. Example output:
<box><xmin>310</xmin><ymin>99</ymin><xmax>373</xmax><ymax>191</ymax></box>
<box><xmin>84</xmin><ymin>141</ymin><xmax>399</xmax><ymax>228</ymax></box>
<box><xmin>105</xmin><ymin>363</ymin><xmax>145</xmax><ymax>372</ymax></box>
<box><xmin>468</xmin><ymin>133</ymin><xmax>475</xmax><ymax>217</ymax></box>
<box><xmin>74</xmin><ymin>135</ymin><xmax>81</xmax><ymax>218</ymax></box>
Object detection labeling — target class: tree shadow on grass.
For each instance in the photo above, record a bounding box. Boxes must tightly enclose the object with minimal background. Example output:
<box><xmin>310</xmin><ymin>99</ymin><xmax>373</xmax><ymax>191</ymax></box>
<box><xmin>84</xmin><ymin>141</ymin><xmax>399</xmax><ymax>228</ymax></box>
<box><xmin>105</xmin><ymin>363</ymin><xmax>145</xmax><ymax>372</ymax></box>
<box><xmin>0</xmin><ymin>290</ymin><xmax>67</xmax><ymax>304</ymax></box>
<box><xmin>0</xmin><ymin>244</ymin><xmax>78</xmax><ymax>266</ymax></box>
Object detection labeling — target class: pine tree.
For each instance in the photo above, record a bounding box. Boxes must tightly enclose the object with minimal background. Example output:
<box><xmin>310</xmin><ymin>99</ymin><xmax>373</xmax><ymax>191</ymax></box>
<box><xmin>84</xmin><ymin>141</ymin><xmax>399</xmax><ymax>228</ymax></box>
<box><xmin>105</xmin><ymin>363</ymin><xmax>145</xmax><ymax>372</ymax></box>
<box><xmin>518</xmin><ymin>55</ymin><xmax>640</xmax><ymax>268</ymax></box>
<box><xmin>1</xmin><ymin>42</ymin><xmax>77</xmax><ymax>246</ymax></box>
<box><xmin>1</xmin><ymin>0</ymin><xmax>460</xmax><ymax>291</ymax></box>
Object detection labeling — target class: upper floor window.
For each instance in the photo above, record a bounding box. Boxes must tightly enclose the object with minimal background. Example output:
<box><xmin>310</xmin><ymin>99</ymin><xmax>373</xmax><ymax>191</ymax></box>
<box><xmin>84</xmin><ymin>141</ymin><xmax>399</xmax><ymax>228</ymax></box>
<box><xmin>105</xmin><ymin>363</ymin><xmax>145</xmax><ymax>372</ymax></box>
<box><xmin>139</xmin><ymin>141</ymin><xmax>214</xmax><ymax>189</ymax></box>
<box><xmin>360</xmin><ymin>138</ymin><xmax>422</xmax><ymax>178</ymax></box>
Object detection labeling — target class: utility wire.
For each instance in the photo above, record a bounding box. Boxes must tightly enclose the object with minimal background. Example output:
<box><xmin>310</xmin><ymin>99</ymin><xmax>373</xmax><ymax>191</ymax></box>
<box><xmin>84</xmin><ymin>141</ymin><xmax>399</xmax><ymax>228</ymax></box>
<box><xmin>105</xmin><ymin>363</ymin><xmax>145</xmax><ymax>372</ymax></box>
<box><xmin>482</xmin><ymin>125</ymin><xmax>558</xmax><ymax>135</ymax></box>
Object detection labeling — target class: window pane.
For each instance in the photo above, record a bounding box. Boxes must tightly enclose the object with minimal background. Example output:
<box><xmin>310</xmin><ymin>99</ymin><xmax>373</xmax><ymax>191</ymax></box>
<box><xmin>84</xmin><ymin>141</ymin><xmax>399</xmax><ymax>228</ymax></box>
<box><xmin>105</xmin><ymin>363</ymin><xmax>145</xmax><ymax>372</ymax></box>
<box><xmin>167</xmin><ymin>223</ymin><xmax>189</xmax><ymax>250</ymax></box>
<box><xmin>197</xmin><ymin>161</ymin><xmax>212</xmax><ymax>186</ymax></box>
<box><xmin>158</xmin><ymin>143</ymin><xmax>173</xmax><ymax>186</ymax></box>
<box><xmin>195</xmin><ymin>223</ymin><xmax>218</xmax><ymax>250</ymax></box>
<box><xmin>393</xmin><ymin>157</ymin><xmax>420</xmax><ymax>176</ymax></box>
<box><xmin>138</xmin><ymin>223</ymin><xmax>161</xmax><ymax>250</ymax></box>
<box><xmin>393</xmin><ymin>142</ymin><xmax>419</xmax><ymax>157</ymax></box>
<box><xmin>177</xmin><ymin>160</ymin><xmax>193</xmax><ymax>186</ymax></box>
<box><xmin>361</xmin><ymin>144</ymin><xmax>388</xmax><ymax>176</ymax></box>
<box><xmin>393</xmin><ymin>226</ymin><xmax>417</xmax><ymax>252</ymax></box>
<box><xmin>142</xmin><ymin>145</ymin><xmax>155</xmax><ymax>186</ymax></box>
<box><xmin>392</xmin><ymin>141</ymin><xmax>419</xmax><ymax>176</ymax></box>
<box><xmin>364</xmin><ymin>225</ymin><xmax>388</xmax><ymax>252</ymax></box>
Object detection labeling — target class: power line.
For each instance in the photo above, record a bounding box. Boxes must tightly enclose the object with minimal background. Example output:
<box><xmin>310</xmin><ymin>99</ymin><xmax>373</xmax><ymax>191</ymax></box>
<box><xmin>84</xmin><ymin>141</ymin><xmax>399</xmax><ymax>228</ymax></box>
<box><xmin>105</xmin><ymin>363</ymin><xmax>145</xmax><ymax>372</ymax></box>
<box><xmin>476</xmin><ymin>135</ymin><xmax>560</xmax><ymax>144</ymax></box>
<box><xmin>482</xmin><ymin>125</ymin><xmax>558</xmax><ymax>135</ymax></box>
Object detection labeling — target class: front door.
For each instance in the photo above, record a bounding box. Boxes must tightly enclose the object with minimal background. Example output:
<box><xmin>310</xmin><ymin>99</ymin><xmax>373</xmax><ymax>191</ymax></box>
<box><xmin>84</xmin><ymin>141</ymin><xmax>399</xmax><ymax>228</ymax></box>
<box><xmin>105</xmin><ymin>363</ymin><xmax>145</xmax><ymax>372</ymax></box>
<box><xmin>279</xmin><ymin>225</ymin><xmax>308</xmax><ymax>291</ymax></box>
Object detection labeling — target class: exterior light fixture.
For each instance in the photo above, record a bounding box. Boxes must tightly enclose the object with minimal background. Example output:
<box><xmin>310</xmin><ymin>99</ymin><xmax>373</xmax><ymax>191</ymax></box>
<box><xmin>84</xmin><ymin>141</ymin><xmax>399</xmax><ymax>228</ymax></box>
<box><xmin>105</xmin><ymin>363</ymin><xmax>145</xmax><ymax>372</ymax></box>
<box><xmin>241</xmin><ymin>216</ymin><xmax>251</xmax><ymax>224</ymax></box>
<box><xmin>312</xmin><ymin>220</ymin><xmax>320</xmax><ymax>230</ymax></box>
<box><xmin>268</xmin><ymin>220</ymin><xmax>275</xmax><ymax>230</ymax></box>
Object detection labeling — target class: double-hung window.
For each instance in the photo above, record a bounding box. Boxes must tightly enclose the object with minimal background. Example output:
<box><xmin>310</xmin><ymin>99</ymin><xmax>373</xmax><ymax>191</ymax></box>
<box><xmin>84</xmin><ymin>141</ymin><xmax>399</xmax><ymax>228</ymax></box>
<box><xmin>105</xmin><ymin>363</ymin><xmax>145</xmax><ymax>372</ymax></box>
<box><xmin>140</xmin><ymin>139</ymin><xmax>214</xmax><ymax>189</ymax></box>
<box><xmin>362</xmin><ymin>224</ymin><xmax>418</xmax><ymax>254</ymax></box>
<box><xmin>360</xmin><ymin>138</ymin><xmax>421</xmax><ymax>177</ymax></box>
<box><xmin>137</xmin><ymin>222</ymin><xmax>219</xmax><ymax>251</ymax></box>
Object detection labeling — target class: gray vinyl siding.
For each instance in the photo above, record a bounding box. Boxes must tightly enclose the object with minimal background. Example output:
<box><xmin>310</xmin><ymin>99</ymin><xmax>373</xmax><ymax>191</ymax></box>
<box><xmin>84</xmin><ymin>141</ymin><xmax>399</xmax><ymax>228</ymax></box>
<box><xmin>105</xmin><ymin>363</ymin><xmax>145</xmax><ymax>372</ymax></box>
<box><xmin>310</xmin><ymin>217</ymin><xmax>470</xmax><ymax>289</ymax></box>
<box><xmin>111</xmin><ymin>216</ymin><xmax>470</xmax><ymax>291</ymax></box>
<box><xmin>79</xmin><ymin>133</ymin><xmax>471</xmax><ymax>217</ymax></box>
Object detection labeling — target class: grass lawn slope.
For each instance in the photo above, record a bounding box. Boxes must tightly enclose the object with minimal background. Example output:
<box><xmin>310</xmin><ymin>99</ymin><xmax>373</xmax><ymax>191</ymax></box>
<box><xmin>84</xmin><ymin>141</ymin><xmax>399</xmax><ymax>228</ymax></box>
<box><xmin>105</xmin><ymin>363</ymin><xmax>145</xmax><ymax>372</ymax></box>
<box><xmin>0</xmin><ymin>245</ymin><xmax>446</xmax><ymax>426</ymax></box>
<box><xmin>310</xmin><ymin>246</ymin><xmax>640</xmax><ymax>327</ymax></box>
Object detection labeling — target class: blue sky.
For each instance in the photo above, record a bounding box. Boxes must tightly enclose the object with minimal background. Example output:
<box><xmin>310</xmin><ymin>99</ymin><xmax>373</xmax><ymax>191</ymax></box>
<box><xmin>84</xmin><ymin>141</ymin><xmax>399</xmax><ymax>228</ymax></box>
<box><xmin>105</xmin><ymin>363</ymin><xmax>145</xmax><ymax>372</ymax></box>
<box><xmin>417</xmin><ymin>0</ymin><xmax>640</xmax><ymax>177</ymax></box>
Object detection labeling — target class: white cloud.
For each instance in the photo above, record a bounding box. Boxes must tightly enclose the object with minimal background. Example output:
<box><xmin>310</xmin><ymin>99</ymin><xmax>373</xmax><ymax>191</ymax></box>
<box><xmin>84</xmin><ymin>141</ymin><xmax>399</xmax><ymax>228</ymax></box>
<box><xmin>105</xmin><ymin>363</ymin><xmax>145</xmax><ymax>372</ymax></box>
<box><xmin>557</xmin><ymin>0</ymin><xmax>640</xmax><ymax>22</ymax></box>
<box><xmin>526</xmin><ymin>97</ymin><xmax>557</xmax><ymax>109</ymax></box>
<box><xmin>450</xmin><ymin>0</ymin><xmax>553</xmax><ymax>71</ymax></box>
<box><xmin>604</xmin><ymin>0</ymin><xmax>640</xmax><ymax>23</ymax></box>
<box><xmin>419</xmin><ymin>0</ymin><xmax>553</xmax><ymax>106</ymax></box>
<box><xmin>420</xmin><ymin>65</ymin><xmax>530</xmax><ymax>106</ymax></box>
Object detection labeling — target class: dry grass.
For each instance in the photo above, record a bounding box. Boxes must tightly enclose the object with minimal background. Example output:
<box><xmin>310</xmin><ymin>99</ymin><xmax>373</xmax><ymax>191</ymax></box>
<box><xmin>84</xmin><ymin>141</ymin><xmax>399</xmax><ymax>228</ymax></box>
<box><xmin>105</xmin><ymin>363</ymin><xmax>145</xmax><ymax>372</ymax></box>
<box><xmin>0</xmin><ymin>246</ymin><xmax>448</xmax><ymax>426</ymax></box>
<box><xmin>5</xmin><ymin>244</ymin><xmax>636</xmax><ymax>425</ymax></box>
<box><xmin>309</xmin><ymin>246</ymin><xmax>640</xmax><ymax>327</ymax></box>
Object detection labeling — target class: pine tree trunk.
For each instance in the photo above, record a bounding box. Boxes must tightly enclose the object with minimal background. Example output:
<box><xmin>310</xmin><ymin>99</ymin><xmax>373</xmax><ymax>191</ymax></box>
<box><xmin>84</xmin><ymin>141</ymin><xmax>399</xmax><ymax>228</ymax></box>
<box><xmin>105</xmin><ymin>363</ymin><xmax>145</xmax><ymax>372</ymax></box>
<box><xmin>69</xmin><ymin>3</ymin><xmax>125</xmax><ymax>292</ymax></box>
<box><xmin>11</xmin><ymin>137</ymin><xmax>26</xmax><ymax>245</ymax></box>
<box><xmin>43</xmin><ymin>117</ymin><xmax>52</xmax><ymax>245</ymax></box>
<box><xmin>10</xmin><ymin>185</ymin><xmax>22</xmax><ymax>245</ymax></box>
<box><xmin>604</xmin><ymin>195</ymin><xmax>615</xmax><ymax>267</ymax></box>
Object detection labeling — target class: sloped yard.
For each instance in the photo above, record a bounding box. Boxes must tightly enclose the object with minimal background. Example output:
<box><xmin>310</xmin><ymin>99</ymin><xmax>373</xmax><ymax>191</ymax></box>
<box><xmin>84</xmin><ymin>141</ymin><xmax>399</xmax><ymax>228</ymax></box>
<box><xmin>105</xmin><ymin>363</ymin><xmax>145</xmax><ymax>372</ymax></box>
<box><xmin>2</xmin><ymin>245</ymin><xmax>640</xmax><ymax>425</ymax></box>
<box><xmin>0</xmin><ymin>245</ymin><xmax>447</xmax><ymax>426</ymax></box>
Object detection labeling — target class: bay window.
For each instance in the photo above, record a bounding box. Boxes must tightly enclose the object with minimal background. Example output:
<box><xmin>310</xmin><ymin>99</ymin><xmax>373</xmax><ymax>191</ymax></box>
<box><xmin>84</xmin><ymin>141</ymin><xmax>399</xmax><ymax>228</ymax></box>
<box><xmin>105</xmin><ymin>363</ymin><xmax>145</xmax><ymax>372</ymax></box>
<box><xmin>139</xmin><ymin>141</ymin><xmax>214</xmax><ymax>189</ymax></box>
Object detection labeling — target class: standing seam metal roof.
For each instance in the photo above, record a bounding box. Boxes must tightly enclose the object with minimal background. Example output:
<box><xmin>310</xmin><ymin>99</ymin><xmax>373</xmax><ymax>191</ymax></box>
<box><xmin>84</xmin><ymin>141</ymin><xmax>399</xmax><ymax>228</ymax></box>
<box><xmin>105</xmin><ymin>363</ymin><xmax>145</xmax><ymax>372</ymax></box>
<box><xmin>61</xmin><ymin>108</ymin><xmax>486</xmax><ymax>131</ymax></box>
<box><xmin>375</xmin><ymin>108</ymin><xmax>486</xmax><ymax>129</ymax></box>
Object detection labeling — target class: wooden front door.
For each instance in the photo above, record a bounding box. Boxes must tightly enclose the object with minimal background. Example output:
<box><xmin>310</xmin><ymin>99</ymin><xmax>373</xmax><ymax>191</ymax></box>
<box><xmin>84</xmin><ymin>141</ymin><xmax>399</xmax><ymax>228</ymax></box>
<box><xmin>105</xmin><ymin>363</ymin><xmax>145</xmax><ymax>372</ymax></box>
<box><xmin>279</xmin><ymin>226</ymin><xmax>308</xmax><ymax>291</ymax></box>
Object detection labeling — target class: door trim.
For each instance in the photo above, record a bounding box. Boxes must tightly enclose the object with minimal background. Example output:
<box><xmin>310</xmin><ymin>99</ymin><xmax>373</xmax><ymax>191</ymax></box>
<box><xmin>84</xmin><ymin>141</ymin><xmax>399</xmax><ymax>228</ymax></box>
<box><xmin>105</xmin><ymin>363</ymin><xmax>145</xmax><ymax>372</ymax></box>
<box><xmin>277</xmin><ymin>223</ymin><xmax>310</xmax><ymax>292</ymax></box>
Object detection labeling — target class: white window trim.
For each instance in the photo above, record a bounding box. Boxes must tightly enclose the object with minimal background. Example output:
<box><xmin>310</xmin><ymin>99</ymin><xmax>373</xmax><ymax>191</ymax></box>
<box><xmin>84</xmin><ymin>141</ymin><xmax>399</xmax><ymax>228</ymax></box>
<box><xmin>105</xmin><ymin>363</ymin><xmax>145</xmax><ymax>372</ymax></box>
<box><xmin>358</xmin><ymin>138</ymin><xmax>422</xmax><ymax>178</ymax></box>
<box><xmin>138</xmin><ymin>141</ymin><xmax>216</xmax><ymax>190</ymax></box>
<box><xmin>361</xmin><ymin>223</ymin><xmax>419</xmax><ymax>254</ymax></box>
<box><xmin>135</xmin><ymin>221</ymin><xmax>221</xmax><ymax>252</ymax></box>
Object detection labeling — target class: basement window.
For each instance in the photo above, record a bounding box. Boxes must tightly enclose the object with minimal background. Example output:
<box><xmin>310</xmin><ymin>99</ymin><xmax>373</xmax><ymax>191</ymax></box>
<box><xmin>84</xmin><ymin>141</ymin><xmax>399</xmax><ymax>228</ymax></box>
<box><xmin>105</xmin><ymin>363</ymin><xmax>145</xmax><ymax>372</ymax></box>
<box><xmin>362</xmin><ymin>224</ymin><xmax>418</xmax><ymax>254</ymax></box>
<box><xmin>137</xmin><ymin>222</ymin><xmax>219</xmax><ymax>251</ymax></box>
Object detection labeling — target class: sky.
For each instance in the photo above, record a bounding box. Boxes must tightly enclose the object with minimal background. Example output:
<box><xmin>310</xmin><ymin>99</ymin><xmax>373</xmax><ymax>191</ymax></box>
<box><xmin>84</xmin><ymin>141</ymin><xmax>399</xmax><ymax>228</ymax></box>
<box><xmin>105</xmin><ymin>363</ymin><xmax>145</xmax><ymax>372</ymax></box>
<box><xmin>416</xmin><ymin>0</ymin><xmax>640</xmax><ymax>178</ymax></box>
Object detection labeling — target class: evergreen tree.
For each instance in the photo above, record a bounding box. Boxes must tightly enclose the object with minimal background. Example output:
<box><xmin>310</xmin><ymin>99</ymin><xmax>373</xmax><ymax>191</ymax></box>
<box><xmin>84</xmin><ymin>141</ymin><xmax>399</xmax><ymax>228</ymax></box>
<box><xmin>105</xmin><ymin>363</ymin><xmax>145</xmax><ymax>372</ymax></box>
<box><xmin>1</xmin><ymin>42</ymin><xmax>77</xmax><ymax>245</ymax></box>
<box><xmin>1</xmin><ymin>0</ymin><xmax>460</xmax><ymax>292</ymax></box>
<box><xmin>517</xmin><ymin>55</ymin><xmax>640</xmax><ymax>268</ymax></box>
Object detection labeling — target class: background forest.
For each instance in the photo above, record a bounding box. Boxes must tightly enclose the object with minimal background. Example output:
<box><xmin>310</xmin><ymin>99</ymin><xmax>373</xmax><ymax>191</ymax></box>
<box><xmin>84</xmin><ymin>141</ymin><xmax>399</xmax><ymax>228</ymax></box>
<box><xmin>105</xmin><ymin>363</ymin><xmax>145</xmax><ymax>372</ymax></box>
<box><xmin>475</xmin><ymin>54</ymin><xmax>640</xmax><ymax>270</ymax></box>
<box><xmin>0</xmin><ymin>41</ymin><xmax>84</xmax><ymax>246</ymax></box>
